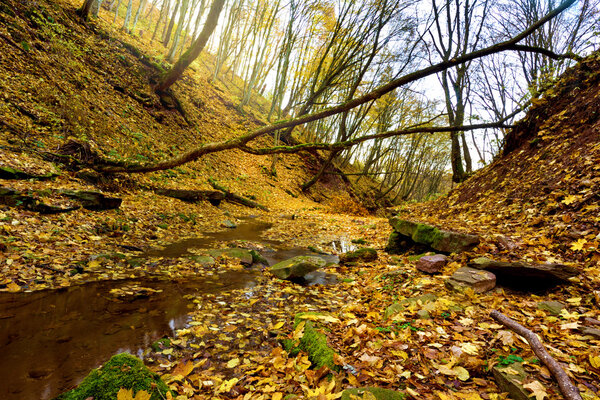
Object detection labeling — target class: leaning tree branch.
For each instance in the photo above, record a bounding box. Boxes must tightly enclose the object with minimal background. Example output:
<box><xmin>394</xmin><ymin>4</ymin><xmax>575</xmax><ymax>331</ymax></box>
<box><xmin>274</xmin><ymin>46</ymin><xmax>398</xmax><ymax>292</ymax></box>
<box><xmin>490</xmin><ymin>310</ymin><xmax>582</xmax><ymax>400</ymax></box>
<box><xmin>507</xmin><ymin>44</ymin><xmax>583</xmax><ymax>62</ymax></box>
<box><xmin>94</xmin><ymin>0</ymin><xmax>576</xmax><ymax>174</ymax></box>
<box><xmin>239</xmin><ymin>120</ymin><xmax>514</xmax><ymax>156</ymax></box>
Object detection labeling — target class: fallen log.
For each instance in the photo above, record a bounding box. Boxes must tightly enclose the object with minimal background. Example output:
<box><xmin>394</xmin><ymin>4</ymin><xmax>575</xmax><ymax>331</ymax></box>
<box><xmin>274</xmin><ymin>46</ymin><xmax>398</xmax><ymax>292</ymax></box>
<box><xmin>153</xmin><ymin>187</ymin><xmax>224</xmax><ymax>206</ymax></box>
<box><xmin>490</xmin><ymin>310</ymin><xmax>582</xmax><ymax>400</ymax></box>
<box><xmin>208</xmin><ymin>178</ymin><xmax>268</xmax><ymax>211</ymax></box>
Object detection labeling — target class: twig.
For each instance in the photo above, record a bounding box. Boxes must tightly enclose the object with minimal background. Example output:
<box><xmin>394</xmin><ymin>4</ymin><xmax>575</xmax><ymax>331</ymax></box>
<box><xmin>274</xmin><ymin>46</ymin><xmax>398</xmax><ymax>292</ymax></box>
<box><xmin>490</xmin><ymin>310</ymin><xmax>582</xmax><ymax>400</ymax></box>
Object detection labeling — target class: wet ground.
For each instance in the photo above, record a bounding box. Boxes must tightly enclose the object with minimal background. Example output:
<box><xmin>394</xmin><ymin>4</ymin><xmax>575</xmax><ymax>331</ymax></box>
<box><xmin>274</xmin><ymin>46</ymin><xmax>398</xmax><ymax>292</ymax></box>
<box><xmin>0</xmin><ymin>219</ymin><xmax>342</xmax><ymax>399</ymax></box>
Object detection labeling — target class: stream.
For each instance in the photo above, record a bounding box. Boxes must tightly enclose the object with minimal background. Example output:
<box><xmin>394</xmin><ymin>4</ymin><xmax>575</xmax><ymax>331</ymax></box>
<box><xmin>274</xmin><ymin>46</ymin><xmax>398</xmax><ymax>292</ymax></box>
<box><xmin>0</xmin><ymin>218</ymin><xmax>342</xmax><ymax>400</ymax></box>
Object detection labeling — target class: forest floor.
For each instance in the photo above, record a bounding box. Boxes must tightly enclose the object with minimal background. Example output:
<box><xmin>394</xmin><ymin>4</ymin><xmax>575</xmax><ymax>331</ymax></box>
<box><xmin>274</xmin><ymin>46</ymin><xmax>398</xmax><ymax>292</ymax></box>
<box><xmin>1</xmin><ymin>0</ymin><xmax>600</xmax><ymax>399</ymax></box>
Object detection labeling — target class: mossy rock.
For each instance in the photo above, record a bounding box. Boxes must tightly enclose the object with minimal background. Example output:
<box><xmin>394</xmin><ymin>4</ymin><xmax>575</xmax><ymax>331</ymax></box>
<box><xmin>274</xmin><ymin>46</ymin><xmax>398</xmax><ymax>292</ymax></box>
<box><xmin>339</xmin><ymin>248</ymin><xmax>378</xmax><ymax>264</ymax></box>
<box><xmin>341</xmin><ymin>387</ymin><xmax>406</xmax><ymax>400</ymax></box>
<box><xmin>54</xmin><ymin>353</ymin><xmax>170</xmax><ymax>400</ymax></box>
<box><xmin>207</xmin><ymin>248</ymin><xmax>253</xmax><ymax>265</ymax></box>
<box><xmin>188</xmin><ymin>255</ymin><xmax>216</xmax><ymax>266</ymax></box>
<box><xmin>282</xmin><ymin>313</ymin><xmax>339</xmax><ymax>371</ymax></box>
<box><xmin>270</xmin><ymin>256</ymin><xmax>326</xmax><ymax>279</ymax></box>
<box><xmin>249</xmin><ymin>249</ymin><xmax>268</xmax><ymax>265</ymax></box>
<box><xmin>388</xmin><ymin>218</ymin><xmax>479</xmax><ymax>253</ymax></box>
<box><xmin>151</xmin><ymin>337</ymin><xmax>171</xmax><ymax>352</ymax></box>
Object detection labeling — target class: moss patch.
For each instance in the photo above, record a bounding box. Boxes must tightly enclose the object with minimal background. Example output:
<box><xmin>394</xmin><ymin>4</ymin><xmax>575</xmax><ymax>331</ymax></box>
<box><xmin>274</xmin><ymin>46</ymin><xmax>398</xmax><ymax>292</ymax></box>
<box><xmin>339</xmin><ymin>248</ymin><xmax>377</xmax><ymax>263</ymax></box>
<box><xmin>283</xmin><ymin>313</ymin><xmax>339</xmax><ymax>371</ymax></box>
<box><xmin>55</xmin><ymin>353</ymin><xmax>170</xmax><ymax>400</ymax></box>
<box><xmin>412</xmin><ymin>224</ymin><xmax>444</xmax><ymax>247</ymax></box>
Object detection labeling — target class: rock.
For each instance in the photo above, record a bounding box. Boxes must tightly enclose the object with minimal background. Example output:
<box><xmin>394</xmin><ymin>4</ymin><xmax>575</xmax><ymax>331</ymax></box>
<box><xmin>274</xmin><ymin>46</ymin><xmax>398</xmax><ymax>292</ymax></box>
<box><xmin>54</xmin><ymin>353</ymin><xmax>170</xmax><ymax>400</ymax></box>
<box><xmin>0</xmin><ymin>166</ymin><xmax>58</xmax><ymax>180</ymax></box>
<box><xmin>468</xmin><ymin>257</ymin><xmax>577</xmax><ymax>288</ymax></box>
<box><xmin>249</xmin><ymin>249</ymin><xmax>268</xmax><ymax>266</ymax></box>
<box><xmin>416</xmin><ymin>254</ymin><xmax>448</xmax><ymax>274</ymax></box>
<box><xmin>492</xmin><ymin>363</ymin><xmax>533</xmax><ymax>400</ymax></box>
<box><xmin>416</xmin><ymin>309</ymin><xmax>431</xmax><ymax>319</ymax></box>
<box><xmin>59</xmin><ymin>190</ymin><xmax>122</xmax><ymax>210</ymax></box>
<box><xmin>445</xmin><ymin>267</ymin><xmax>496</xmax><ymax>293</ymax></box>
<box><xmin>388</xmin><ymin>218</ymin><xmax>479</xmax><ymax>253</ymax></box>
<box><xmin>282</xmin><ymin>312</ymin><xmax>339</xmax><ymax>371</ymax></box>
<box><xmin>578</xmin><ymin>326</ymin><xmax>600</xmax><ymax>340</ymax></box>
<box><xmin>385</xmin><ymin>293</ymin><xmax>437</xmax><ymax>319</ymax></box>
<box><xmin>207</xmin><ymin>248</ymin><xmax>253</xmax><ymax>266</ymax></box>
<box><xmin>339</xmin><ymin>248</ymin><xmax>378</xmax><ymax>263</ymax></box>
<box><xmin>222</xmin><ymin>219</ymin><xmax>237</xmax><ymax>229</ymax></box>
<box><xmin>341</xmin><ymin>387</ymin><xmax>406</xmax><ymax>400</ymax></box>
<box><xmin>0</xmin><ymin>187</ymin><xmax>79</xmax><ymax>214</ymax></box>
<box><xmin>270</xmin><ymin>256</ymin><xmax>327</xmax><ymax>279</ymax></box>
<box><xmin>188</xmin><ymin>255</ymin><xmax>216</xmax><ymax>267</ymax></box>
<box><xmin>537</xmin><ymin>301</ymin><xmax>565</xmax><ymax>316</ymax></box>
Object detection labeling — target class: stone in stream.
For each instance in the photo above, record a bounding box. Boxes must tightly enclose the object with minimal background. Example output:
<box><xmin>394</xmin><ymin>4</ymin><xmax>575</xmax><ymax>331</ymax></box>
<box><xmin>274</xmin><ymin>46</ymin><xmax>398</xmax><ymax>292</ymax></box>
<box><xmin>207</xmin><ymin>248</ymin><xmax>253</xmax><ymax>266</ymax></box>
<box><xmin>387</xmin><ymin>218</ymin><xmax>479</xmax><ymax>254</ymax></box>
<box><xmin>492</xmin><ymin>362</ymin><xmax>534</xmax><ymax>400</ymax></box>
<box><xmin>341</xmin><ymin>387</ymin><xmax>406</xmax><ymax>400</ymax></box>
<box><xmin>54</xmin><ymin>353</ymin><xmax>171</xmax><ymax>400</ymax></box>
<box><xmin>269</xmin><ymin>256</ymin><xmax>327</xmax><ymax>279</ymax></box>
<box><xmin>339</xmin><ymin>248</ymin><xmax>378</xmax><ymax>264</ymax></box>
<box><xmin>467</xmin><ymin>257</ymin><xmax>577</xmax><ymax>288</ymax></box>
<box><xmin>445</xmin><ymin>267</ymin><xmax>496</xmax><ymax>293</ymax></box>
<box><xmin>416</xmin><ymin>254</ymin><xmax>448</xmax><ymax>274</ymax></box>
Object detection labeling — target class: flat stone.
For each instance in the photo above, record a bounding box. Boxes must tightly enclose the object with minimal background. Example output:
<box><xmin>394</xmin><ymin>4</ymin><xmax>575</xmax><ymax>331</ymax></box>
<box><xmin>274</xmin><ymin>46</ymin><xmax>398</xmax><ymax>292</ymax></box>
<box><xmin>388</xmin><ymin>218</ymin><xmax>479</xmax><ymax>253</ymax></box>
<box><xmin>269</xmin><ymin>256</ymin><xmax>327</xmax><ymax>279</ymax></box>
<box><xmin>339</xmin><ymin>248</ymin><xmax>378</xmax><ymax>264</ymax></box>
<box><xmin>537</xmin><ymin>301</ymin><xmax>565</xmax><ymax>316</ymax></box>
<box><xmin>416</xmin><ymin>254</ymin><xmax>448</xmax><ymax>274</ymax></box>
<box><xmin>445</xmin><ymin>267</ymin><xmax>496</xmax><ymax>293</ymax></box>
<box><xmin>188</xmin><ymin>255</ymin><xmax>216</xmax><ymax>267</ymax></box>
<box><xmin>207</xmin><ymin>248</ymin><xmax>253</xmax><ymax>265</ymax></box>
<box><xmin>492</xmin><ymin>363</ymin><xmax>533</xmax><ymax>400</ymax></box>
<box><xmin>578</xmin><ymin>326</ymin><xmax>600</xmax><ymax>340</ymax></box>
<box><xmin>468</xmin><ymin>257</ymin><xmax>577</xmax><ymax>288</ymax></box>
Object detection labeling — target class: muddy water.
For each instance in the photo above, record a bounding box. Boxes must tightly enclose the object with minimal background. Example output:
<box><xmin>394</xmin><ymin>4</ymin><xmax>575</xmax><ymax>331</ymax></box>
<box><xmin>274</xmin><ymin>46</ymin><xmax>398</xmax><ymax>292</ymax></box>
<box><xmin>1</xmin><ymin>219</ymin><xmax>340</xmax><ymax>400</ymax></box>
<box><xmin>0</xmin><ymin>272</ymin><xmax>257</xmax><ymax>400</ymax></box>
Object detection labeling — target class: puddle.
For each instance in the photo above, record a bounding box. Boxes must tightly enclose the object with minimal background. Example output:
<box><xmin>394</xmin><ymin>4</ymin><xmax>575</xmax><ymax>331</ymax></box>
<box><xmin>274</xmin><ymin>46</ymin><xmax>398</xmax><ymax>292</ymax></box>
<box><xmin>144</xmin><ymin>218</ymin><xmax>340</xmax><ymax>270</ymax></box>
<box><xmin>0</xmin><ymin>272</ymin><xmax>257</xmax><ymax>400</ymax></box>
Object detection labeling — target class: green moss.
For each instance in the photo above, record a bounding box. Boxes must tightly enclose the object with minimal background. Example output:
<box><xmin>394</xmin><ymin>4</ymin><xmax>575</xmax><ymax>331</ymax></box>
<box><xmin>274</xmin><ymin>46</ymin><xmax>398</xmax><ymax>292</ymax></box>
<box><xmin>151</xmin><ymin>338</ymin><xmax>171</xmax><ymax>352</ymax></box>
<box><xmin>340</xmin><ymin>248</ymin><xmax>377</xmax><ymax>263</ymax></box>
<box><xmin>250</xmin><ymin>249</ymin><xmax>268</xmax><ymax>265</ymax></box>
<box><xmin>412</xmin><ymin>224</ymin><xmax>444</xmax><ymax>246</ymax></box>
<box><xmin>341</xmin><ymin>387</ymin><xmax>406</xmax><ymax>400</ymax></box>
<box><xmin>283</xmin><ymin>313</ymin><xmax>339</xmax><ymax>371</ymax></box>
<box><xmin>54</xmin><ymin>353</ymin><xmax>170</xmax><ymax>400</ymax></box>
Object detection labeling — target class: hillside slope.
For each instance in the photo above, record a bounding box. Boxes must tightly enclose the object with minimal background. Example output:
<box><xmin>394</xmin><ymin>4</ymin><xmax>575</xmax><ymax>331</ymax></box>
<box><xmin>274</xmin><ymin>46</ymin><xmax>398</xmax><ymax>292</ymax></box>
<box><xmin>408</xmin><ymin>50</ymin><xmax>600</xmax><ymax>270</ymax></box>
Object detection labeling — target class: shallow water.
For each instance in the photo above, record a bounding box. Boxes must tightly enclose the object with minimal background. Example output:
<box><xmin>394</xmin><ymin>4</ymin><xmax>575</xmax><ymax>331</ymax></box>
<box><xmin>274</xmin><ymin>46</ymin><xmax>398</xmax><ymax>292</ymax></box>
<box><xmin>1</xmin><ymin>219</ymin><xmax>340</xmax><ymax>399</ymax></box>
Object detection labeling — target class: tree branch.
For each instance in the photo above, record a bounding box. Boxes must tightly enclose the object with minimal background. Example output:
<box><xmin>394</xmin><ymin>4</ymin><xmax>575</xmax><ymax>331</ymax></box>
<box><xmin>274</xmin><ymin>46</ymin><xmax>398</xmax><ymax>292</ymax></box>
<box><xmin>490</xmin><ymin>310</ymin><xmax>582</xmax><ymax>400</ymax></box>
<box><xmin>507</xmin><ymin>44</ymin><xmax>583</xmax><ymax>61</ymax></box>
<box><xmin>239</xmin><ymin>120</ymin><xmax>514</xmax><ymax>156</ymax></box>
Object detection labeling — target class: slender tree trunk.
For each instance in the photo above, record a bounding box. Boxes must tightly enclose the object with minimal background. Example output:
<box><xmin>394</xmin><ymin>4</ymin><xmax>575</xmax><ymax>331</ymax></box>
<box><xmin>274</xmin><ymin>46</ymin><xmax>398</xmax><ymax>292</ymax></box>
<box><xmin>162</xmin><ymin>0</ymin><xmax>180</xmax><ymax>46</ymax></box>
<box><xmin>131</xmin><ymin>0</ymin><xmax>147</xmax><ymax>32</ymax></box>
<box><xmin>168</xmin><ymin>0</ymin><xmax>190</xmax><ymax>61</ymax></box>
<box><xmin>152</xmin><ymin>0</ymin><xmax>169</xmax><ymax>41</ymax></box>
<box><xmin>113</xmin><ymin>0</ymin><xmax>122</xmax><ymax>23</ymax></box>
<box><xmin>121</xmin><ymin>0</ymin><xmax>133</xmax><ymax>32</ymax></box>
<box><xmin>156</xmin><ymin>0</ymin><xmax>225</xmax><ymax>92</ymax></box>
<box><xmin>78</xmin><ymin>0</ymin><xmax>96</xmax><ymax>20</ymax></box>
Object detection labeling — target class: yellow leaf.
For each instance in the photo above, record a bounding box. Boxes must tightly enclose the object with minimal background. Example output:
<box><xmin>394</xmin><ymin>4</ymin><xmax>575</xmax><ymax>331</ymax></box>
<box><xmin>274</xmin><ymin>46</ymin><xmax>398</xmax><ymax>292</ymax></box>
<box><xmin>226</xmin><ymin>358</ymin><xmax>240</xmax><ymax>368</ymax></box>
<box><xmin>590</xmin><ymin>354</ymin><xmax>600</xmax><ymax>368</ymax></box>
<box><xmin>453</xmin><ymin>366</ymin><xmax>469</xmax><ymax>381</ymax></box>
<box><xmin>88</xmin><ymin>259</ymin><xmax>101</xmax><ymax>269</ymax></box>
<box><xmin>272</xmin><ymin>321</ymin><xmax>284</xmax><ymax>330</ymax></box>
<box><xmin>460</xmin><ymin>343</ymin><xmax>479</xmax><ymax>356</ymax></box>
<box><xmin>299</xmin><ymin>313</ymin><xmax>340</xmax><ymax>324</ymax></box>
<box><xmin>6</xmin><ymin>281</ymin><xmax>20</xmax><ymax>292</ymax></box>
<box><xmin>171</xmin><ymin>360</ymin><xmax>194</xmax><ymax>377</ymax></box>
<box><xmin>218</xmin><ymin>378</ymin><xmax>239</xmax><ymax>393</ymax></box>
<box><xmin>562</xmin><ymin>195</ymin><xmax>579</xmax><ymax>205</ymax></box>
<box><xmin>118</xmin><ymin>388</ymin><xmax>134</xmax><ymax>400</ymax></box>
<box><xmin>272</xmin><ymin>393</ymin><xmax>283</xmax><ymax>400</ymax></box>
<box><xmin>523</xmin><ymin>381</ymin><xmax>547</xmax><ymax>400</ymax></box>
<box><xmin>570</xmin><ymin>239</ymin><xmax>587</xmax><ymax>251</ymax></box>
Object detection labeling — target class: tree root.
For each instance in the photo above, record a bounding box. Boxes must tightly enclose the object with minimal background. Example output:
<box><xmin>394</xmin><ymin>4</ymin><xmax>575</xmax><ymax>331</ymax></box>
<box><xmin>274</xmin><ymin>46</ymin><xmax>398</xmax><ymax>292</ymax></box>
<box><xmin>490</xmin><ymin>310</ymin><xmax>582</xmax><ymax>400</ymax></box>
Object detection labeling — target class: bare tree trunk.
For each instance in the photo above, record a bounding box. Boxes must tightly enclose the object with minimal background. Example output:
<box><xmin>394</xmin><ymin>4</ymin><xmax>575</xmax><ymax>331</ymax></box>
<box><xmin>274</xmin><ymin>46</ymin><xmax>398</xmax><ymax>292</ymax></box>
<box><xmin>78</xmin><ymin>0</ymin><xmax>96</xmax><ymax>20</ymax></box>
<box><xmin>156</xmin><ymin>0</ymin><xmax>225</xmax><ymax>92</ymax></box>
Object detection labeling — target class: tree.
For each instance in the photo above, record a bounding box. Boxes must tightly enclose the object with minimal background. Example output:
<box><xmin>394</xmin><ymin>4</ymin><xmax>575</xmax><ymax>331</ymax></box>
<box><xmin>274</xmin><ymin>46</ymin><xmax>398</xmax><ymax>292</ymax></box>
<box><xmin>78</xmin><ymin>0</ymin><xmax>96</xmax><ymax>20</ymax></box>
<box><xmin>155</xmin><ymin>0</ymin><xmax>226</xmax><ymax>92</ymax></box>
<box><xmin>91</xmin><ymin>0</ymin><xmax>576</xmax><ymax>174</ymax></box>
